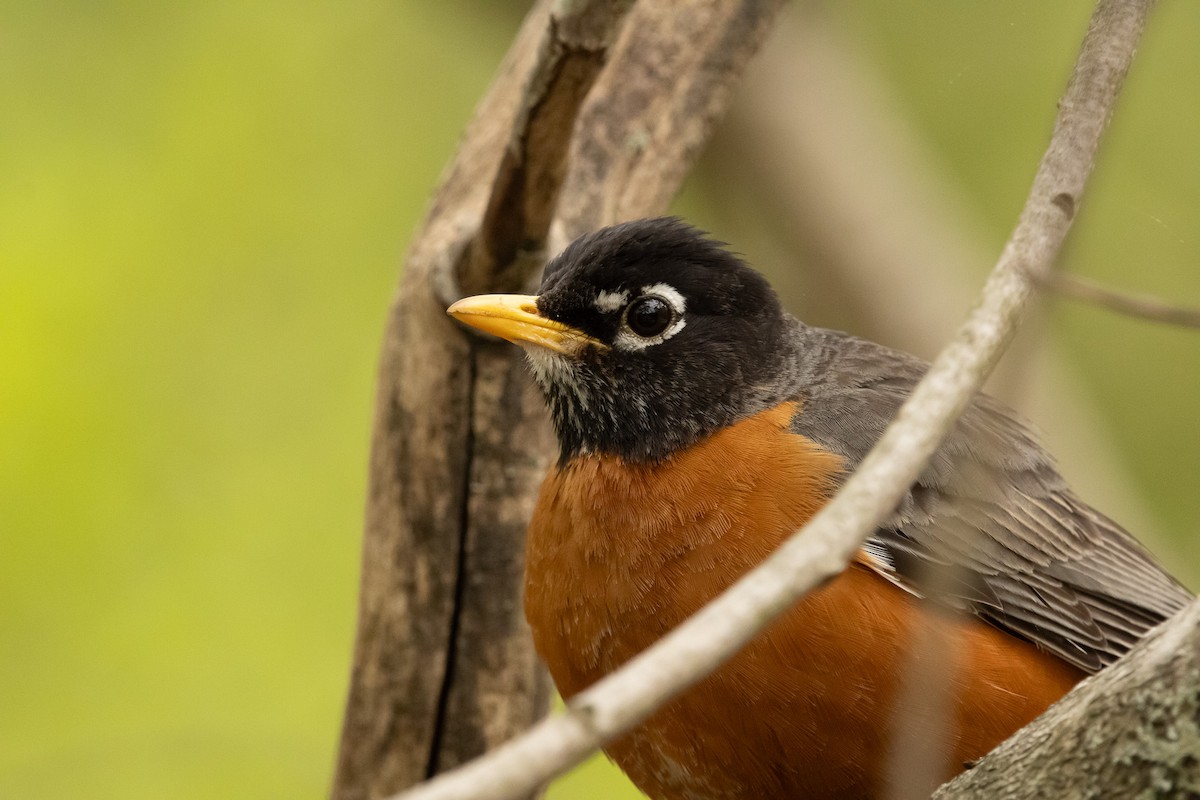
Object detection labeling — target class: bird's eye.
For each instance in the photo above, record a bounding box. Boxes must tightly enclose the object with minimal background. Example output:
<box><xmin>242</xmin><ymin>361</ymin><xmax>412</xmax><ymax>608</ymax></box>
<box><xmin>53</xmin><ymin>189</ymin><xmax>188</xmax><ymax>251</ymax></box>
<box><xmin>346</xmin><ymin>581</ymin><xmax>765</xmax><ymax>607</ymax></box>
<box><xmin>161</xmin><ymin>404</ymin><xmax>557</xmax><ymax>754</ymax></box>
<box><xmin>626</xmin><ymin>296</ymin><xmax>674</xmax><ymax>338</ymax></box>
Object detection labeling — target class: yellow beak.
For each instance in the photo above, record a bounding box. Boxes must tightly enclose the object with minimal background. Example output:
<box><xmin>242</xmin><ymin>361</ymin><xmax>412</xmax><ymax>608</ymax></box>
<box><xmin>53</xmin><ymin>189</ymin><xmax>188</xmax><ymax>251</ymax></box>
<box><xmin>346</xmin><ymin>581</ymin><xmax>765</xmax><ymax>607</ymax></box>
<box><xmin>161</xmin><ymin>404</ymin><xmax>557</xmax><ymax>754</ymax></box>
<box><xmin>447</xmin><ymin>294</ymin><xmax>606</xmax><ymax>356</ymax></box>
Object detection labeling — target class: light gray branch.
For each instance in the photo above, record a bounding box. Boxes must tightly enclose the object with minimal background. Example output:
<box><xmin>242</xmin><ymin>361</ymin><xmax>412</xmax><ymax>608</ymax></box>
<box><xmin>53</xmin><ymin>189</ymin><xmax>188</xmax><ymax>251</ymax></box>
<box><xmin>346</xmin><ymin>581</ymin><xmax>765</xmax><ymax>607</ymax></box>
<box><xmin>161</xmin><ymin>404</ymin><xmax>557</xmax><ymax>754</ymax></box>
<box><xmin>391</xmin><ymin>1</ymin><xmax>1154</xmax><ymax>799</ymax></box>
<box><xmin>1044</xmin><ymin>272</ymin><xmax>1200</xmax><ymax>328</ymax></box>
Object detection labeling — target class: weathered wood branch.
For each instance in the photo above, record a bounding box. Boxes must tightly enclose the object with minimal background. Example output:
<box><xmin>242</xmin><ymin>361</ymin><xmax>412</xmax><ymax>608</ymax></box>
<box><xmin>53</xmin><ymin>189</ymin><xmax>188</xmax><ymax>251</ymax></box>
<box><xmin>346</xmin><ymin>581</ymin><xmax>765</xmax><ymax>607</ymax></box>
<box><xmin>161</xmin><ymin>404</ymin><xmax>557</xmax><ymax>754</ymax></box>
<box><xmin>333</xmin><ymin>1</ymin><xmax>782</xmax><ymax>798</ymax></box>
<box><xmin>936</xmin><ymin>602</ymin><xmax>1200</xmax><ymax>798</ymax></box>
<box><xmin>555</xmin><ymin>1</ymin><xmax>784</xmax><ymax>237</ymax></box>
<box><xmin>331</xmin><ymin>5</ymin><xmax>561</xmax><ymax>797</ymax></box>
<box><xmin>462</xmin><ymin>0</ymin><xmax>635</xmax><ymax>296</ymax></box>
<box><xmin>430</xmin><ymin>0</ymin><xmax>632</xmax><ymax>782</ymax></box>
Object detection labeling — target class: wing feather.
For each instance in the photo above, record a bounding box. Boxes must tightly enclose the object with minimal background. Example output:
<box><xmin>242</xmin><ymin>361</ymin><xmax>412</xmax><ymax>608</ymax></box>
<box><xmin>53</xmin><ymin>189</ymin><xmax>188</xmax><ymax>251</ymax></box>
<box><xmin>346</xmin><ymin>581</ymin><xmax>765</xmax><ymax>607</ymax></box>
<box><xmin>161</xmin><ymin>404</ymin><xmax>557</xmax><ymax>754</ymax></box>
<box><xmin>789</xmin><ymin>324</ymin><xmax>1192</xmax><ymax>673</ymax></box>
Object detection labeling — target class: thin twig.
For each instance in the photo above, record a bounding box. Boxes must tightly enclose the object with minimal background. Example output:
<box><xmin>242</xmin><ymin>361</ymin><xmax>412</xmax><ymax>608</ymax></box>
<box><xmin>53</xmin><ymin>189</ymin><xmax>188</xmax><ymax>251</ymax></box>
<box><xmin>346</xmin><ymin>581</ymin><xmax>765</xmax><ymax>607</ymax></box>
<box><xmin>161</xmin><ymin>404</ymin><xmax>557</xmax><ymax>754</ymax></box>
<box><xmin>1043</xmin><ymin>272</ymin><xmax>1200</xmax><ymax>328</ymax></box>
<box><xmin>390</xmin><ymin>1</ymin><xmax>1152</xmax><ymax>798</ymax></box>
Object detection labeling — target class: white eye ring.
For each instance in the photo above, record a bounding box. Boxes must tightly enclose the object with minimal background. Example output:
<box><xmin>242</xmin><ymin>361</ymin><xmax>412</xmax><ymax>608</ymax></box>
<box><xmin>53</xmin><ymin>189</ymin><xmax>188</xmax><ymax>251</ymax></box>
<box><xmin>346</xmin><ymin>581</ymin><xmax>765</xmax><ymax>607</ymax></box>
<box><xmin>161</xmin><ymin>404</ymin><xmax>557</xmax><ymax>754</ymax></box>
<box><xmin>613</xmin><ymin>283</ymin><xmax>687</xmax><ymax>351</ymax></box>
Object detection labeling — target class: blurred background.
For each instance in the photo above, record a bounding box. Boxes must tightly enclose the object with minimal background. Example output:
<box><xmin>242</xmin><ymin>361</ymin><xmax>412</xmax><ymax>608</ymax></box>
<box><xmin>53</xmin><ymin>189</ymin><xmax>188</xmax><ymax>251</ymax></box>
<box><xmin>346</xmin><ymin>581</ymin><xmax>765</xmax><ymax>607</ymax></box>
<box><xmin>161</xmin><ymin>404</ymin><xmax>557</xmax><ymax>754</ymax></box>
<box><xmin>1</xmin><ymin>2</ymin><xmax>1196</xmax><ymax>798</ymax></box>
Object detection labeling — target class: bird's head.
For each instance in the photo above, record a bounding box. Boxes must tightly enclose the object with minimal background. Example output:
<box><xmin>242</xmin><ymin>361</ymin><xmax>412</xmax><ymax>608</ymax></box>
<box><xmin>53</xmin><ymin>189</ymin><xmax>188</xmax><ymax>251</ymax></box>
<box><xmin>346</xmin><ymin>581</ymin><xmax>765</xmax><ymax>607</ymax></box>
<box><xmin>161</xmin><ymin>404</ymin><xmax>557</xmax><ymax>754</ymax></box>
<box><xmin>448</xmin><ymin>217</ymin><xmax>796</xmax><ymax>463</ymax></box>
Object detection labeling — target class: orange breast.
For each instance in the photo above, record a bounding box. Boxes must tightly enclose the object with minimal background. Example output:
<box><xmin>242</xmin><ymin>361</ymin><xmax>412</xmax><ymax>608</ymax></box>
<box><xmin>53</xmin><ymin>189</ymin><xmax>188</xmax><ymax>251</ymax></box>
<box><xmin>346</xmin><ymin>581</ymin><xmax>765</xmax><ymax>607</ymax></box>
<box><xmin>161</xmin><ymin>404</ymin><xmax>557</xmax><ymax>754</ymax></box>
<box><xmin>524</xmin><ymin>403</ymin><xmax>1082</xmax><ymax>799</ymax></box>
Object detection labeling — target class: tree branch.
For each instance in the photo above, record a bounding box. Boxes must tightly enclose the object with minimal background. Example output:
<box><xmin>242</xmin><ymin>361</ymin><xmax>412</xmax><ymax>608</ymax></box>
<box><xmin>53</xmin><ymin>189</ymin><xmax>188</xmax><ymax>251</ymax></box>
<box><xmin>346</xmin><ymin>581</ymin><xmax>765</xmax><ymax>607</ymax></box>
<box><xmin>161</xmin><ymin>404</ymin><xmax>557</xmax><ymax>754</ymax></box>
<box><xmin>425</xmin><ymin>1</ymin><xmax>632</xmax><ymax>782</ymax></box>
<box><xmin>391</xmin><ymin>1</ymin><xmax>1154</xmax><ymax>799</ymax></box>
<box><xmin>555</xmin><ymin>0</ymin><xmax>783</xmax><ymax>237</ymax></box>
<box><xmin>460</xmin><ymin>0</ymin><xmax>635</xmax><ymax>297</ymax></box>
<box><xmin>1043</xmin><ymin>272</ymin><xmax>1200</xmax><ymax>328</ymax></box>
<box><xmin>331</xmin><ymin>5</ymin><xmax>560</xmax><ymax>797</ymax></box>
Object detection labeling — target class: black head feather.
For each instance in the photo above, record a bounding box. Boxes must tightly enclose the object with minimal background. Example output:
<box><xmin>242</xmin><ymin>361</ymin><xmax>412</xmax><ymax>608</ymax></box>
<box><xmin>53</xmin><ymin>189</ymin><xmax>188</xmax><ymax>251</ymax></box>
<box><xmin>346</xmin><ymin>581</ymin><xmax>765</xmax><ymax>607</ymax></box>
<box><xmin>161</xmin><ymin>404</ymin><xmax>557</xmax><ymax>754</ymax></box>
<box><xmin>528</xmin><ymin>217</ymin><xmax>799</xmax><ymax>462</ymax></box>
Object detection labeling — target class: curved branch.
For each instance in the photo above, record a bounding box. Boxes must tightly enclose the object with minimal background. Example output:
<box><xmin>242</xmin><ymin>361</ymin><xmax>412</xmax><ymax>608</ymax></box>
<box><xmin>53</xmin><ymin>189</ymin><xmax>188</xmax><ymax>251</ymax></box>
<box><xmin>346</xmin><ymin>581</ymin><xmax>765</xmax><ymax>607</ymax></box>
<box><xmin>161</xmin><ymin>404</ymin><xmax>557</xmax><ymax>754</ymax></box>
<box><xmin>392</xmin><ymin>1</ymin><xmax>1154</xmax><ymax>799</ymax></box>
<box><xmin>461</xmin><ymin>0</ymin><xmax>635</xmax><ymax>297</ymax></box>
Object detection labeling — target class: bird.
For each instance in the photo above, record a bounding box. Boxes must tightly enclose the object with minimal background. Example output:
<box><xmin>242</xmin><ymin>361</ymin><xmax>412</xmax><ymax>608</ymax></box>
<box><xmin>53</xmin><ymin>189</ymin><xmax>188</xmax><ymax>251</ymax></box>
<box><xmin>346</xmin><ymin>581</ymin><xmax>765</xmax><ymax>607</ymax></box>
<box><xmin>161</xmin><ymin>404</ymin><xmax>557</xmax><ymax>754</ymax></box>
<box><xmin>446</xmin><ymin>217</ymin><xmax>1192</xmax><ymax>799</ymax></box>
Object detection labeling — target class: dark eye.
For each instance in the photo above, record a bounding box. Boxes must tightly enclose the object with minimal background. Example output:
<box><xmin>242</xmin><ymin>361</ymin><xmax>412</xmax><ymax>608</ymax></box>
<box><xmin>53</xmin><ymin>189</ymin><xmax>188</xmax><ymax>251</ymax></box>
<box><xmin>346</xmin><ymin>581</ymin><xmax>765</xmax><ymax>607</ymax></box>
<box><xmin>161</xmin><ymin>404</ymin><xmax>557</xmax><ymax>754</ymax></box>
<box><xmin>626</xmin><ymin>296</ymin><xmax>674</xmax><ymax>338</ymax></box>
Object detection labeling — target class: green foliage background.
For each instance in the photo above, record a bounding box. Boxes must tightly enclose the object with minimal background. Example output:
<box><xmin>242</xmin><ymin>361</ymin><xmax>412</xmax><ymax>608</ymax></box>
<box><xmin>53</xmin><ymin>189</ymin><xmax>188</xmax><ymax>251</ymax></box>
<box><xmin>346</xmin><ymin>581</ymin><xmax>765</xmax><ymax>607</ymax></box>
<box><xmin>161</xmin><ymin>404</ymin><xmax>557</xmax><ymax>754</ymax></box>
<box><xmin>1</xmin><ymin>3</ymin><xmax>1195</xmax><ymax>799</ymax></box>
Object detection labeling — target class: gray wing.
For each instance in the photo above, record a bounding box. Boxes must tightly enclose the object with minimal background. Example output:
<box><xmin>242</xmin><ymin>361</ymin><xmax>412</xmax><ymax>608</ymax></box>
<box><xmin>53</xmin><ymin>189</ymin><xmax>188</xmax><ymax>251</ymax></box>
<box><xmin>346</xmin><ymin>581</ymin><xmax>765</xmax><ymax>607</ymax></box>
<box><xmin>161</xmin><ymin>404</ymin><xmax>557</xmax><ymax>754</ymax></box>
<box><xmin>789</xmin><ymin>325</ymin><xmax>1192</xmax><ymax>673</ymax></box>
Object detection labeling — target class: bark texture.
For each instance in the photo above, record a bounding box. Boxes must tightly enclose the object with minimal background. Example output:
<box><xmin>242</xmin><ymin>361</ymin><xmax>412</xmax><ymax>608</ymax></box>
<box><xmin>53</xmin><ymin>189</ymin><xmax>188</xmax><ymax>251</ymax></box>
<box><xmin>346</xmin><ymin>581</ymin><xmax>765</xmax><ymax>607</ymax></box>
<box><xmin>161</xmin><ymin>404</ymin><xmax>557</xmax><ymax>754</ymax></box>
<box><xmin>332</xmin><ymin>2</ymin><xmax>783</xmax><ymax>798</ymax></box>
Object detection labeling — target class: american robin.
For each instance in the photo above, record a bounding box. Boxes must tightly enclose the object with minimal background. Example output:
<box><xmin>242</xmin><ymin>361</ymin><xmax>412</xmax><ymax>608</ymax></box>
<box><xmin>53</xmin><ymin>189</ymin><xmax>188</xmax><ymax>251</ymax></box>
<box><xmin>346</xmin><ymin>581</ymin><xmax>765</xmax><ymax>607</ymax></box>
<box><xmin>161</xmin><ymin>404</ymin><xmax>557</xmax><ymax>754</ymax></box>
<box><xmin>447</xmin><ymin>217</ymin><xmax>1192</xmax><ymax>799</ymax></box>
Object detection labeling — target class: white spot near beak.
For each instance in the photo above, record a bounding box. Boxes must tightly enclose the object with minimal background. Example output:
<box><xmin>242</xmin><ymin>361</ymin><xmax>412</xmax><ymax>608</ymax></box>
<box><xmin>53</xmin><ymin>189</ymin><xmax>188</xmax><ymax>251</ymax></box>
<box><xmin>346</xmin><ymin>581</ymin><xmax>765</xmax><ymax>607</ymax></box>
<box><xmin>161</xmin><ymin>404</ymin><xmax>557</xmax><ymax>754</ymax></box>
<box><xmin>593</xmin><ymin>289</ymin><xmax>630</xmax><ymax>313</ymax></box>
